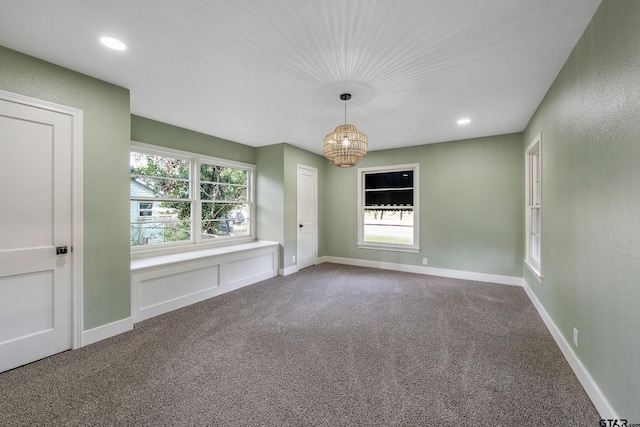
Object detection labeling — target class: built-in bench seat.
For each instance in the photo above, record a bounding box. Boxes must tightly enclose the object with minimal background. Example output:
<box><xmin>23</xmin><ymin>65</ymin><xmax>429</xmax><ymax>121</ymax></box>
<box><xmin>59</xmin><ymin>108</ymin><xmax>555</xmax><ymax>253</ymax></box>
<box><xmin>131</xmin><ymin>241</ymin><xmax>279</xmax><ymax>322</ymax></box>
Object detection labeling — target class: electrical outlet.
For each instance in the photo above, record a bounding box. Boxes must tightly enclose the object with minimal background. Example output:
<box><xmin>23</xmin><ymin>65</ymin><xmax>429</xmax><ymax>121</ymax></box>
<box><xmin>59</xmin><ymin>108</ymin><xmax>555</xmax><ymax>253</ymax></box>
<box><xmin>573</xmin><ymin>328</ymin><xmax>579</xmax><ymax>347</ymax></box>
<box><xmin>422</xmin><ymin>257</ymin><xmax>428</xmax><ymax>265</ymax></box>
<box><xmin>292</xmin><ymin>255</ymin><xmax>296</xmax><ymax>264</ymax></box>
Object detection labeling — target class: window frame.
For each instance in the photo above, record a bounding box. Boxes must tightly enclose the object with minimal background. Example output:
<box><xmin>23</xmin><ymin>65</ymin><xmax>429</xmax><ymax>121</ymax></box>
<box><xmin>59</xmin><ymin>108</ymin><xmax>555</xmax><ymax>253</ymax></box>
<box><xmin>524</xmin><ymin>134</ymin><xmax>542</xmax><ymax>281</ymax></box>
<box><xmin>130</xmin><ymin>141</ymin><xmax>255</xmax><ymax>256</ymax></box>
<box><xmin>357</xmin><ymin>163</ymin><xmax>420</xmax><ymax>253</ymax></box>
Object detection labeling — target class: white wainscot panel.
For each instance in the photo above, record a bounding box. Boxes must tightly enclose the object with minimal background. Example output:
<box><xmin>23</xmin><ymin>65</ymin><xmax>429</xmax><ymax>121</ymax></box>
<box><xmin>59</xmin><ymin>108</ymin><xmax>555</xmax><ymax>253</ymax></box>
<box><xmin>222</xmin><ymin>251</ymin><xmax>276</xmax><ymax>289</ymax></box>
<box><xmin>141</xmin><ymin>262</ymin><xmax>219</xmax><ymax>309</ymax></box>
<box><xmin>134</xmin><ymin>260</ymin><xmax>220</xmax><ymax>322</ymax></box>
<box><xmin>131</xmin><ymin>241</ymin><xmax>278</xmax><ymax>323</ymax></box>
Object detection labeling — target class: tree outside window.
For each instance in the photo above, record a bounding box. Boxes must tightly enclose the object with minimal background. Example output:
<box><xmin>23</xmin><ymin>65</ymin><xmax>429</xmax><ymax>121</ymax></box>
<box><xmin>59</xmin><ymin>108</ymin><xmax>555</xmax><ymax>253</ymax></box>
<box><xmin>130</xmin><ymin>144</ymin><xmax>253</xmax><ymax>249</ymax></box>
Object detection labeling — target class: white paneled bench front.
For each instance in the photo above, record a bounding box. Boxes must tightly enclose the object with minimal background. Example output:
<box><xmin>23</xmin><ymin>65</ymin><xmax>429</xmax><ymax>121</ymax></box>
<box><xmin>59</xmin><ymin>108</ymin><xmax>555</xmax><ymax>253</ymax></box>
<box><xmin>131</xmin><ymin>241</ymin><xmax>279</xmax><ymax>322</ymax></box>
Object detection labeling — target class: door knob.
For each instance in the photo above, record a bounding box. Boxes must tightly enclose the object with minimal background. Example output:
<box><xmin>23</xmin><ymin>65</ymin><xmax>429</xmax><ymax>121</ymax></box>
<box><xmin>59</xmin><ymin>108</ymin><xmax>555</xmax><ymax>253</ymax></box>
<box><xmin>56</xmin><ymin>246</ymin><xmax>68</xmax><ymax>255</ymax></box>
<box><xmin>299</xmin><ymin>224</ymin><xmax>303</xmax><ymax>228</ymax></box>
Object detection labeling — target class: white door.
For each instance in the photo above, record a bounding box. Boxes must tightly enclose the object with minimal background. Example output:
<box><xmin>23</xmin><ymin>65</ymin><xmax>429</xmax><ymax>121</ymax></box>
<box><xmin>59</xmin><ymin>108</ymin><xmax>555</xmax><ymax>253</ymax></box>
<box><xmin>0</xmin><ymin>94</ymin><xmax>74</xmax><ymax>372</ymax></box>
<box><xmin>297</xmin><ymin>164</ymin><xmax>317</xmax><ymax>270</ymax></box>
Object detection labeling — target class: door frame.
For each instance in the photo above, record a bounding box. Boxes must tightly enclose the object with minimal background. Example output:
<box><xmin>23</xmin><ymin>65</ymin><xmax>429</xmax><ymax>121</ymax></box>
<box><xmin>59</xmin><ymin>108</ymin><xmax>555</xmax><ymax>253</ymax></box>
<box><xmin>1</xmin><ymin>89</ymin><xmax>84</xmax><ymax>349</ymax></box>
<box><xmin>296</xmin><ymin>163</ymin><xmax>318</xmax><ymax>270</ymax></box>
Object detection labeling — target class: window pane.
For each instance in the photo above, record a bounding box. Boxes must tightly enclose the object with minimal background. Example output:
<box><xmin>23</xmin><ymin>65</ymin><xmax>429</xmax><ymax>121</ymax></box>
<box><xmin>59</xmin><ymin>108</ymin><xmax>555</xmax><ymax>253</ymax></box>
<box><xmin>531</xmin><ymin>234</ymin><xmax>540</xmax><ymax>264</ymax></box>
<box><xmin>364</xmin><ymin>171</ymin><xmax>413</xmax><ymax>207</ymax></box>
<box><xmin>530</xmin><ymin>206</ymin><xmax>541</xmax><ymax>264</ymax></box>
<box><xmin>130</xmin><ymin>201</ymin><xmax>191</xmax><ymax>246</ymax></box>
<box><xmin>131</xmin><ymin>176</ymin><xmax>189</xmax><ymax>199</ymax></box>
<box><xmin>363</xmin><ymin>208</ymin><xmax>413</xmax><ymax>245</ymax></box>
<box><xmin>130</xmin><ymin>152</ymin><xmax>190</xmax><ymax>179</ymax></box>
<box><xmin>200</xmin><ymin>164</ymin><xmax>248</xmax><ymax>201</ymax></box>
<box><xmin>200</xmin><ymin>183</ymin><xmax>247</xmax><ymax>201</ymax></box>
<box><xmin>365</xmin><ymin>171</ymin><xmax>413</xmax><ymax>189</ymax></box>
<box><xmin>201</xmin><ymin>202</ymin><xmax>249</xmax><ymax>238</ymax></box>
<box><xmin>200</xmin><ymin>164</ymin><xmax>247</xmax><ymax>185</ymax></box>
<box><xmin>365</xmin><ymin>189</ymin><xmax>413</xmax><ymax>207</ymax></box>
<box><xmin>531</xmin><ymin>207</ymin><xmax>540</xmax><ymax>234</ymax></box>
<box><xmin>130</xmin><ymin>220</ymin><xmax>191</xmax><ymax>246</ymax></box>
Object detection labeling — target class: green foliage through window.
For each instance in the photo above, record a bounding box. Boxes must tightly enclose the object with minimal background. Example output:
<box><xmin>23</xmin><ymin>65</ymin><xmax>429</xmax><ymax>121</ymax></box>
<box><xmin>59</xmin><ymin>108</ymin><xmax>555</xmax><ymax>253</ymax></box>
<box><xmin>130</xmin><ymin>146</ymin><xmax>252</xmax><ymax>248</ymax></box>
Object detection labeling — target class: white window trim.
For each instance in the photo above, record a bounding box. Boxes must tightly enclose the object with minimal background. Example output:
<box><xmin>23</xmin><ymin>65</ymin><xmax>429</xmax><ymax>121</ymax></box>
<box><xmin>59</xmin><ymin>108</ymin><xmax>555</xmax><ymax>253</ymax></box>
<box><xmin>524</xmin><ymin>134</ymin><xmax>543</xmax><ymax>281</ymax></box>
<box><xmin>130</xmin><ymin>141</ymin><xmax>256</xmax><ymax>258</ymax></box>
<box><xmin>357</xmin><ymin>163</ymin><xmax>420</xmax><ymax>253</ymax></box>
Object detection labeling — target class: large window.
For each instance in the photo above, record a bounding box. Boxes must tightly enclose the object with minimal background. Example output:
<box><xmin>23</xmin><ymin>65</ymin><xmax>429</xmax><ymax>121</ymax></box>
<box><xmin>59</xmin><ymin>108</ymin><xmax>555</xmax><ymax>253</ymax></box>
<box><xmin>525</xmin><ymin>134</ymin><xmax>542</xmax><ymax>279</ymax></box>
<box><xmin>357</xmin><ymin>164</ymin><xmax>420</xmax><ymax>253</ymax></box>
<box><xmin>130</xmin><ymin>142</ymin><xmax>254</xmax><ymax>250</ymax></box>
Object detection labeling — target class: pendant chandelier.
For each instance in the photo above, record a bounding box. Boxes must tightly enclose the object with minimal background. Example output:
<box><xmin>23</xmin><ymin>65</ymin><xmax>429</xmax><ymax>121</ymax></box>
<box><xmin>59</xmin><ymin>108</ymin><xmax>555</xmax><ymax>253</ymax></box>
<box><xmin>324</xmin><ymin>93</ymin><xmax>368</xmax><ymax>168</ymax></box>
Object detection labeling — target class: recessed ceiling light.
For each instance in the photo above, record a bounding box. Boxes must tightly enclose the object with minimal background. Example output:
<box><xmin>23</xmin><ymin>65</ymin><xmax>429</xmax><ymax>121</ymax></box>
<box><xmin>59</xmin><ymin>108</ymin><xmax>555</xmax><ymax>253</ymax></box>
<box><xmin>100</xmin><ymin>36</ymin><xmax>126</xmax><ymax>51</ymax></box>
<box><xmin>457</xmin><ymin>118</ymin><xmax>471</xmax><ymax>125</ymax></box>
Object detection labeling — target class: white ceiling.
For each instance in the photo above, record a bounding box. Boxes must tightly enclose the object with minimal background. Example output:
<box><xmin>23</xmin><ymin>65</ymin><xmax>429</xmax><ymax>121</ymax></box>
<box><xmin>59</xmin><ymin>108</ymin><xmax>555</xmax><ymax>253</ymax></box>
<box><xmin>0</xmin><ymin>0</ymin><xmax>601</xmax><ymax>154</ymax></box>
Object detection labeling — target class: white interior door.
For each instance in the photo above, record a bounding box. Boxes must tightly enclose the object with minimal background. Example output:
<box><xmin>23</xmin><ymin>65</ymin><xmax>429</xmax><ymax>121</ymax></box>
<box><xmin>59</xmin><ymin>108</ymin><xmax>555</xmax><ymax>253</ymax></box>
<box><xmin>296</xmin><ymin>164</ymin><xmax>317</xmax><ymax>270</ymax></box>
<box><xmin>0</xmin><ymin>95</ymin><xmax>74</xmax><ymax>372</ymax></box>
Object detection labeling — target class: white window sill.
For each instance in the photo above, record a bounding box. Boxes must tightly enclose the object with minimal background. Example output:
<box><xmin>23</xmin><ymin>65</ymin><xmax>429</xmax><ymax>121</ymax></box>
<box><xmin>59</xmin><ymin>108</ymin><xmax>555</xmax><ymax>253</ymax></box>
<box><xmin>131</xmin><ymin>236</ymin><xmax>258</xmax><ymax>261</ymax></box>
<box><xmin>131</xmin><ymin>240</ymin><xmax>278</xmax><ymax>271</ymax></box>
<box><xmin>358</xmin><ymin>242</ymin><xmax>420</xmax><ymax>253</ymax></box>
<box><xmin>524</xmin><ymin>259</ymin><xmax>543</xmax><ymax>283</ymax></box>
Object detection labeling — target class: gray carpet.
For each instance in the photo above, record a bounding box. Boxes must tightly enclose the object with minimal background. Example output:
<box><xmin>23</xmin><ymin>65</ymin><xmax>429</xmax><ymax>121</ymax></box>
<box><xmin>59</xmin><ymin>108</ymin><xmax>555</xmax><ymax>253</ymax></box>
<box><xmin>0</xmin><ymin>263</ymin><xmax>599</xmax><ymax>426</ymax></box>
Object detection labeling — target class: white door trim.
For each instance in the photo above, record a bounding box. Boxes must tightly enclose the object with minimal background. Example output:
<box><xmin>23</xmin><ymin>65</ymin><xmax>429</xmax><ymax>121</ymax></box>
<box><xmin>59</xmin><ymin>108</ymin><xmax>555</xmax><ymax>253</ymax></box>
<box><xmin>0</xmin><ymin>89</ymin><xmax>84</xmax><ymax>349</ymax></box>
<box><xmin>296</xmin><ymin>164</ymin><xmax>318</xmax><ymax>270</ymax></box>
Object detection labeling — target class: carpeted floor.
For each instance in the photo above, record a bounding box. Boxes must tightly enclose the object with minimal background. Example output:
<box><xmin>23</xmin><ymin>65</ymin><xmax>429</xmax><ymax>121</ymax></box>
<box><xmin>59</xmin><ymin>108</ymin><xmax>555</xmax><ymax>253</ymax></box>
<box><xmin>0</xmin><ymin>263</ymin><xmax>600</xmax><ymax>426</ymax></box>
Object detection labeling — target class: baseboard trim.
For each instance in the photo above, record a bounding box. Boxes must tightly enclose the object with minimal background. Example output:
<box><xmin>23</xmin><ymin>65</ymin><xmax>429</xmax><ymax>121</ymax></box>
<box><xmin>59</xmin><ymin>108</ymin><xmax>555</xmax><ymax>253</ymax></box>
<box><xmin>82</xmin><ymin>317</ymin><xmax>134</xmax><ymax>347</ymax></box>
<box><xmin>318</xmin><ymin>256</ymin><xmax>522</xmax><ymax>286</ymax></box>
<box><xmin>279</xmin><ymin>265</ymin><xmax>299</xmax><ymax>276</ymax></box>
<box><xmin>522</xmin><ymin>279</ymin><xmax>617</xmax><ymax>419</ymax></box>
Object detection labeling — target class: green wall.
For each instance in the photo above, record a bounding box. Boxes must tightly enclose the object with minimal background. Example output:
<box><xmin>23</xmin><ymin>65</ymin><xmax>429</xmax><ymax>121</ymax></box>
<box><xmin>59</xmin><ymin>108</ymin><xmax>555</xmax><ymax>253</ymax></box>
<box><xmin>131</xmin><ymin>115</ymin><xmax>255</xmax><ymax>164</ymax></box>
<box><xmin>325</xmin><ymin>134</ymin><xmax>524</xmax><ymax>278</ymax></box>
<box><xmin>256</xmin><ymin>144</ymin><xmax>286</xmax><ymax>265</ymax></box>
<box><xmin>522</xmin><ymin>0</ymin><xmax>640</xmax><ymax>420</ymax></box>
<box><xmin>0</xmin><ymin>46</ymin><xmax>131</xmax><ymax>330</ymax></box>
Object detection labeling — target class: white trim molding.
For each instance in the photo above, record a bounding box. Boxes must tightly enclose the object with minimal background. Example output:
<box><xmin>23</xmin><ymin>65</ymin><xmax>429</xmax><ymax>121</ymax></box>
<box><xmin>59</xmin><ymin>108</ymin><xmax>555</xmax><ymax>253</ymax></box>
<box><xmin>279</xmin><ymin>265</ymin><xmax>299</xmax><ymax>276</ymax></box>
<box><xmin>318</xmin><ymin>256</ymin><xmax>523</xmax><ymax>286</ymax></box>
<box><xmin>82</xmin><ymin>317</ymin><xmax>134</xmax><ymax>347</ymax></box>
<box><xmin>522</xmin><ymin>279</ymin><xmax>617</xmax><ymax>419</ymax></box>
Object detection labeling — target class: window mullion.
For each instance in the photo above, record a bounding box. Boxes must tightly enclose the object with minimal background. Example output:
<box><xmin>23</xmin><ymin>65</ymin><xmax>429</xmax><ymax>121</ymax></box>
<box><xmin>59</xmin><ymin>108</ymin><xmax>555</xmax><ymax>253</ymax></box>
<box><xmin>132</xmin><ymin>196</ymin><xmax>190</xmax><ymax>203</ymax></box>
<box><xmin>193</xmin><ymin>158</ymin><xmax>201</xmax><ymax>244</ymax></box>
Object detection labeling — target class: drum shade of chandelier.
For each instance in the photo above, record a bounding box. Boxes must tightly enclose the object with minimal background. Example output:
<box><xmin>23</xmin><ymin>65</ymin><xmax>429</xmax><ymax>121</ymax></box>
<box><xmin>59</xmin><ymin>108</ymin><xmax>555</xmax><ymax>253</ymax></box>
<box><xmin>324</xmin><ymin>93</ymin><xmax>368</xmax><ymax>168</ymax></box>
